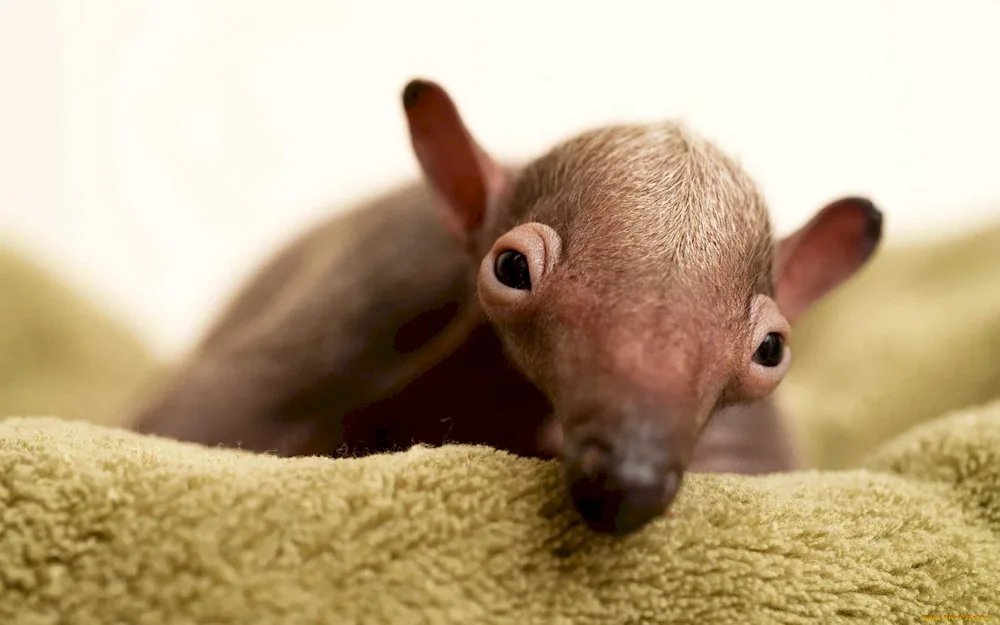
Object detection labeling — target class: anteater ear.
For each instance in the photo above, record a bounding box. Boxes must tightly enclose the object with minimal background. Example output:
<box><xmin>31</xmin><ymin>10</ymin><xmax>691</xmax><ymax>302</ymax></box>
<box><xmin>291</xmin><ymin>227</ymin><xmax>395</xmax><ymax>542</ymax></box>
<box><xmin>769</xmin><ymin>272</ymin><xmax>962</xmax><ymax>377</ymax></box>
<box><xmin>402</xmin><ymin>79</ymin><xmax>508</xmax><ymax>242</ymax></box>
<box><xmin>774</xmin><ymin>197</ymin><xmax>884</xmax><ymax>323</ymax></box>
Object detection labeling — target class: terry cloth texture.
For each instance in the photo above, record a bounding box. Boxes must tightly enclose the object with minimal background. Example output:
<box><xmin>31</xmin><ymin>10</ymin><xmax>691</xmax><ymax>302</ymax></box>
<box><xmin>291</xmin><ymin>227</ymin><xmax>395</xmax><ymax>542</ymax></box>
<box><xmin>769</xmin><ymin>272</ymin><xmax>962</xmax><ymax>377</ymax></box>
<box><xmin>1</xmin><ymin>222</ymin><xmax>999</xmax><ymax>623</ymax></box>
<box><xmin>0</xmin><ymin>404</ymin><xmax>998</xmax><ymax>624</ymax></box>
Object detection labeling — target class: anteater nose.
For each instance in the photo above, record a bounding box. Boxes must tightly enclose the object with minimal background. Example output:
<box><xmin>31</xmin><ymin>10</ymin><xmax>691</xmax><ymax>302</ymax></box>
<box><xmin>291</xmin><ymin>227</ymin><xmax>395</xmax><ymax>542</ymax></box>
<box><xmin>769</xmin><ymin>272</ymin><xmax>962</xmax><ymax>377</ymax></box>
<box><xmin>565</xmin><ymin>440</ymin><xmax>682</xmax><ymax>536</ymax></box>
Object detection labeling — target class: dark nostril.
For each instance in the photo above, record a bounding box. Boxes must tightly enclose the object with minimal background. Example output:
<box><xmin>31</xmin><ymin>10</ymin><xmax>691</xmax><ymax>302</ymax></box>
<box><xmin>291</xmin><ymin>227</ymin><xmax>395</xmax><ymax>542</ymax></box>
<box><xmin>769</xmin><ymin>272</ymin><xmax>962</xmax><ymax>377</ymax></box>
<box><xmin>566</xmin><ymin>455</ymin><xmax>682</xmax><ymax>536</ymax></box>
<box><xmin>567</xmin><ymin>475</ymin><xmax>624</xmax><ymax>534</ymax></box>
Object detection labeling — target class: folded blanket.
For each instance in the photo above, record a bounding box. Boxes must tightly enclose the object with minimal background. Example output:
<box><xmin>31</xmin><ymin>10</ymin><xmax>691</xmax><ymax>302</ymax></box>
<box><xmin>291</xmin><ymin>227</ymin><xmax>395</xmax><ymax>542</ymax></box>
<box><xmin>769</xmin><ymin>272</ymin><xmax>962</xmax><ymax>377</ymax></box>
<box><xmin>2</xmin><ymin>222</ymin><xmax>999</xmax><ymax>623</ymax></box>
<box><xmin>1</xmin><ymin>400</ymin><xmax>998</xmax><ymax>624</ymax></box>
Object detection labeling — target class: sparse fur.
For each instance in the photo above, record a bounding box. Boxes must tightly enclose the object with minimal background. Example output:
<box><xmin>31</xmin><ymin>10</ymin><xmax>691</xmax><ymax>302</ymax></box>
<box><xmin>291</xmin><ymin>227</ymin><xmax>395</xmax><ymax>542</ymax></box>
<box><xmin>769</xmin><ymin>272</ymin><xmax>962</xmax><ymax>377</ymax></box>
<box><xmin>126</xmin><ymin>79</ymin><xmax>882</xmax><ymax>536</ymax></box>
<box><xmin>493</xmin><ymin>123</ymin><xmax>776</xmax><ymax>422</ymax></box>
<box><xmin>513</xmin><ymin>122</ymin><xmax>773</xmax><ymax>297</ymax></box>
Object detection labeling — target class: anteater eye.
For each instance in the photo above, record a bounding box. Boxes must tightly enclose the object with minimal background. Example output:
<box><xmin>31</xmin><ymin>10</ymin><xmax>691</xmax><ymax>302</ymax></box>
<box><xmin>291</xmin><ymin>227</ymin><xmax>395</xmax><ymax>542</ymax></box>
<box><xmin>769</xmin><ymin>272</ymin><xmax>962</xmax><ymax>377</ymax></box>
<box><xmin>494</xmin><ymin>250</ymin><xmax>532</xmax><ymax>290</ymax></box>
<box><xmin>752</xmin><ymin>333</ymin><xmax>784</xmax><ymax>367</ymax></box>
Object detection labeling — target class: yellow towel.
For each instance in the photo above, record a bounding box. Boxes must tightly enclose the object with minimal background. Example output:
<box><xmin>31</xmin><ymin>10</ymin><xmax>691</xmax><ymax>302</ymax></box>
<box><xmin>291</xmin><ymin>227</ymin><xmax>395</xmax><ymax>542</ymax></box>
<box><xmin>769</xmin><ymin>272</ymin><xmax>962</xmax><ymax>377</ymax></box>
<box><xmin>1</xmin><ymin>401</ymin><xmax>997</xmax><ymax>623</ymax></box>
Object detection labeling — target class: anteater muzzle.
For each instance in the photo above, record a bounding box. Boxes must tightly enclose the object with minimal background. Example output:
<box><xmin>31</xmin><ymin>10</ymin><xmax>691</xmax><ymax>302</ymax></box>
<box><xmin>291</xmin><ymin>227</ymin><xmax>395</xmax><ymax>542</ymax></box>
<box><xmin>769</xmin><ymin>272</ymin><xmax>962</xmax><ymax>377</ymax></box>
<box><xmin>559</xmin><ymin>404</ymin><xmax>688</xmax><ymax>536</ymax></box>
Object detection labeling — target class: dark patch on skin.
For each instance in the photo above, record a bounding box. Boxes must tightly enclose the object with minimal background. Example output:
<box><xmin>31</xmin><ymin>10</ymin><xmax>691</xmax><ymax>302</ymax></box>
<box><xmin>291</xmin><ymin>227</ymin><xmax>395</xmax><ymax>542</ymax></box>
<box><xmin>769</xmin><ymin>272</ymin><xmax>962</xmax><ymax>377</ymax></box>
<box><xmin>393</xmin><ymin>301</ymin><xmax>462</xmax><ymax>354</ymax></box>
<box><xmin>827</xmin><ymin>196</ymin><xmax>884</xmax><ymax>260</ymax></box>
<box><xmin>402</xmin><ymin>80</ymin><xmax>430</xmax><ymax>109</ymax></box>
<box><xmin>861</xmin><ymin>199</ymin><xmax>884</xmax><ymax>253</ymax></box>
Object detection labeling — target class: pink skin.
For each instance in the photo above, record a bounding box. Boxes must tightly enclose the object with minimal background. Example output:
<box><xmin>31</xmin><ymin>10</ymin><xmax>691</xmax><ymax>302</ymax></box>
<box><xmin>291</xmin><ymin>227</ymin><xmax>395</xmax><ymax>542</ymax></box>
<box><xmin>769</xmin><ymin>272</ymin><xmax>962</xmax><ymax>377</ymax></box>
<box><xmin>127</xmin><ymin>78</ymin><xmax>883</xmax><ymax>538</ymax></box>
<box><xmin>404</xmin><ymin>79</ymin><xmax>882</xmax><ymax>535</ymax></box>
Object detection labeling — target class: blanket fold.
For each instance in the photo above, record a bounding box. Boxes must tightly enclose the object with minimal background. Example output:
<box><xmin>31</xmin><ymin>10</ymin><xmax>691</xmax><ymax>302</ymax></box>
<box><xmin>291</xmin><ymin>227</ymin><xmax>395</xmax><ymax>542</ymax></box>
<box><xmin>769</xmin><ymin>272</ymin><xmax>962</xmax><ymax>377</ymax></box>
<box><xmin>2</xmin><ymin>402</ymin><xmax>998</xmax><ymax>624</ymax></box>
<box><xmin>3</xmin><ymin>224</ymin><xmax>1000</xmax><ymax>623</ymax></box>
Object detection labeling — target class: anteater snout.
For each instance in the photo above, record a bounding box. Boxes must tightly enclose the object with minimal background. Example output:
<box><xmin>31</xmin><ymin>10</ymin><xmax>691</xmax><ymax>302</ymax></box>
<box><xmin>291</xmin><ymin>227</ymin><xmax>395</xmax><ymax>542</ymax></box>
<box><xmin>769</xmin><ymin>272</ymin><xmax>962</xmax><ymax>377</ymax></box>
<box><xmin>562</xmin><ymin>422</ymin><xmax>683</xmax><ymax>536</ymax></box>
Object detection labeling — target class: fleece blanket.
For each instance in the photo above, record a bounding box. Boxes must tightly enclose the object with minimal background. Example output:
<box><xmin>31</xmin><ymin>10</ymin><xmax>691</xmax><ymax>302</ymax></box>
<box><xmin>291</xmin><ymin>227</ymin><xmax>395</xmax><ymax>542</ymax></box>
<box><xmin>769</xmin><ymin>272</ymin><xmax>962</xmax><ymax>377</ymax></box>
<box><xmin>1</xmin><ymin>222</ymin><xmax>999</xmax><ymax>623</ymax></box>
<box><xmin>0</xmin><ymin>245</ymin><xmax>154</xmax><ymax>425</ymax></box>
<box><xmin>780</xmin><ymin>221</ymin><xmax>1000</xmax><ymax>469</ymax></box>
<box><xmin>0</xmin><ymin>403</ymin><xmax>998</xmax><ymax>623</ymax></box>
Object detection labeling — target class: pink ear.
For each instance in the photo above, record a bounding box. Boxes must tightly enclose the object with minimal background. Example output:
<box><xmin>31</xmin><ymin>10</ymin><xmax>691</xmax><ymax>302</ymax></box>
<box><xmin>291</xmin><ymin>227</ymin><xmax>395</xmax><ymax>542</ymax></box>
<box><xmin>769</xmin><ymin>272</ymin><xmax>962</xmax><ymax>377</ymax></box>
<box><xmin>402</xmin><ymin>79</ymin><xmax>508</xmax><ymax>240</ymax></box>
<box><xmin>774</xmin><ymin>197</ymin><xmax>883</xmax><ymax>322</ymax></box>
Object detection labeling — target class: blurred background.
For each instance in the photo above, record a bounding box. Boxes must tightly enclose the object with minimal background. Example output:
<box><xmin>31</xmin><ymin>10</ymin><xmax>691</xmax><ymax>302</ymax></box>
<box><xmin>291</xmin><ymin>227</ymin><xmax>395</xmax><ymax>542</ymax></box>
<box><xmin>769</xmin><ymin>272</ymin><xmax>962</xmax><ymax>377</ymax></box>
<box><xmin>2</xmin><ymin>0</ymin><xmax>1000</xmax><ymax>363</ymax></box>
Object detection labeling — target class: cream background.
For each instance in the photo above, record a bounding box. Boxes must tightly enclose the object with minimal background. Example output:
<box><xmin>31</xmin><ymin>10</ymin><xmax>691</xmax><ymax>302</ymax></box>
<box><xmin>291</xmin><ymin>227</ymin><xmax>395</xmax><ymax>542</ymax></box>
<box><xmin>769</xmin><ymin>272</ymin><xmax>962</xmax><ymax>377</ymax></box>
<box><xmin>2</xmin><ymin>0</ymin><xmax>999</xmax><ymax>359</ymax></box>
